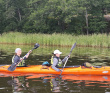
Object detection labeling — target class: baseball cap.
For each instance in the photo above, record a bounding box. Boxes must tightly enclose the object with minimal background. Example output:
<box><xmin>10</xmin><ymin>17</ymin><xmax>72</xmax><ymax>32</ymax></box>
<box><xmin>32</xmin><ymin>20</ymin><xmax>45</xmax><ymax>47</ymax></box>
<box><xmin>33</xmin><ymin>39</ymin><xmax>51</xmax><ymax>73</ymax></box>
<box><xmin>54</xmin><ymin>50</ymin><xmax>62</xmax><ymax>54</ymax></box>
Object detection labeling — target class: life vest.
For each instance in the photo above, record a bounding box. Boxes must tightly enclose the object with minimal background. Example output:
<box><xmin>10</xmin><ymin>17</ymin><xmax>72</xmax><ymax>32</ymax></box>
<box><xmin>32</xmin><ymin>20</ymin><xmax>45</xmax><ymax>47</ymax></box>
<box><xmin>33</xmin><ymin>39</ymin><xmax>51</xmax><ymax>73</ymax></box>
<box><xmin>12</xmin><ymin>55</ymin><xmax>25</xmax><ymax>66</ymax></box>
<box><xmin>51</xmin><ymin>56</ymin><xmax>63</xmax><ymax>67</ymax></box>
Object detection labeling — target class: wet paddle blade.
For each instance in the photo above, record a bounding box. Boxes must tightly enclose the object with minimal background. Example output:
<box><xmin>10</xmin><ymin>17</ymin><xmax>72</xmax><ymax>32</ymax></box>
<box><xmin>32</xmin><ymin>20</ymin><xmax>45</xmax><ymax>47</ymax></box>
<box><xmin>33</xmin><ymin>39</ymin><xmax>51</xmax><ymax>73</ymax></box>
<box><xmin>69</xmin><ymin>43</ymin><xmax>76</xmax><ymax>55</ymax></box>
<box><xmin>34</xmin><ymin>43</ymin><xmax>40</xmax><ymax>49</ymax></box>
<box><xmin>8</xmin><ymin>63</ymin><xmax>17</xmax><ymax>71</ymax></box>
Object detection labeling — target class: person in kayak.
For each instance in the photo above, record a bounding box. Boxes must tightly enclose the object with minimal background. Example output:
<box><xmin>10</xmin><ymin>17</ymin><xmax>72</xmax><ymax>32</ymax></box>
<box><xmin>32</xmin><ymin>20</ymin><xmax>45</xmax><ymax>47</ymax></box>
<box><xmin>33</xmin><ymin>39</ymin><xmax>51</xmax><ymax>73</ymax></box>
<box><xmin>51</xmin><ymin>50</ymin><xmax>70</xmax><ymax>72</ymax></box>
<box><xmin>12</xmin><ymin>48</ymin><xmax>31</xmax><ymax>67</ymax></box>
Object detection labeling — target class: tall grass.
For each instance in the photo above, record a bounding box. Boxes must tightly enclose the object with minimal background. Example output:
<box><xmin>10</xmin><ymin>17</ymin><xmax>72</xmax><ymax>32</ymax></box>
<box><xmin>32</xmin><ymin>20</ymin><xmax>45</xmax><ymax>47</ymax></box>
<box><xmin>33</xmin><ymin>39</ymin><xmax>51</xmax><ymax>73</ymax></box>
<box><xmin>0</xmin><ymin>32</ymin><xmax>110</xmax><ymax>47</ymax></box>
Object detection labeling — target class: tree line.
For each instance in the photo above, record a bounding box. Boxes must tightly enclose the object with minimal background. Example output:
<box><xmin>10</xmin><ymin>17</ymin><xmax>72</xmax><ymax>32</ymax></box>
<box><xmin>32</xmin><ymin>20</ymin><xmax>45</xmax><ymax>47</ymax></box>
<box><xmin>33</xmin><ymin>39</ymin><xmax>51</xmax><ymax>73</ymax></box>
<box><xmin>0</xmin><ymin>0</ymin><xmax>110</xmax><ymax>35</ymax></box>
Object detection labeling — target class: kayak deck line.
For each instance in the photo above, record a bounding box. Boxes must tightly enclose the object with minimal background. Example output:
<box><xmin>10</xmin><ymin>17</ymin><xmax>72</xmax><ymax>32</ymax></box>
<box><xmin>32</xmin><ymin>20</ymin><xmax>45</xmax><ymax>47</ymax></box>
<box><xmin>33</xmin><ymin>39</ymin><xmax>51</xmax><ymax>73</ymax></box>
<box><xmin>0</xmin><ymin>65</ymin><xmax>110</xmax><ymax>75</ymax></box>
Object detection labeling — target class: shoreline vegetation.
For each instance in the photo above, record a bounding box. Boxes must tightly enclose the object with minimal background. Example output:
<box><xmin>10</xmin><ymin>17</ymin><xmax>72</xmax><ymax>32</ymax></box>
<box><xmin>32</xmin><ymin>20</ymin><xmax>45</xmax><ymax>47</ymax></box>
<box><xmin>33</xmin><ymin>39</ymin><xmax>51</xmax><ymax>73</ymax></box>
<box><xmin>0</xmin><ymin>32</ymin><xmax>110</xmax><ymax>48</ymax></box>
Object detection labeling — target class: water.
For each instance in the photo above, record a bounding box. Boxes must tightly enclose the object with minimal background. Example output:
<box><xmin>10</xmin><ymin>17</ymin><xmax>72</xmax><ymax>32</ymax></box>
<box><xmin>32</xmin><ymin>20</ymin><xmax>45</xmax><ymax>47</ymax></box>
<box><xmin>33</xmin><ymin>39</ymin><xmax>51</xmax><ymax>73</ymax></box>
<box><xmin>0</xmin><ymin>44</ymin><xmax>110</xmax><ymax>93</ymax></box>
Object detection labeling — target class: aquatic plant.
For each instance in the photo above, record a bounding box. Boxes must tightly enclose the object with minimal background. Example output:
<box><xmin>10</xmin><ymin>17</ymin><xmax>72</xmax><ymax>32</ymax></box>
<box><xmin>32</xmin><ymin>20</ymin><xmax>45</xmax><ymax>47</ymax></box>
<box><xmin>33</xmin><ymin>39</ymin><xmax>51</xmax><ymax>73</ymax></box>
<box><xmin>0</xmin><ymin>32</ymin><xmax>109</xmax><ymax>48</ymax></box>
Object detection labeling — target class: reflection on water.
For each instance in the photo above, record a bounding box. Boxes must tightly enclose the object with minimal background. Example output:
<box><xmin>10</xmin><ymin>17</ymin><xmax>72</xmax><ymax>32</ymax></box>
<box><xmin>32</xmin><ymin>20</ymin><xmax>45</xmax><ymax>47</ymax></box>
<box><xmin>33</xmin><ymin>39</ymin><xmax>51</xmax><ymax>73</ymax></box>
<box><xmin>1</xmin><ymin>44</ymin><xmax>110</xmax><ymax>92</ymax></box>
<box><xmin>7</xmin><ymin>76</ymin><xmax>29</xmax><ymax>92</ymax></box>
<box><xmin>1</xmin><ymin>73</ymin><xmax>110</xmax><ymax>93</ymax></box>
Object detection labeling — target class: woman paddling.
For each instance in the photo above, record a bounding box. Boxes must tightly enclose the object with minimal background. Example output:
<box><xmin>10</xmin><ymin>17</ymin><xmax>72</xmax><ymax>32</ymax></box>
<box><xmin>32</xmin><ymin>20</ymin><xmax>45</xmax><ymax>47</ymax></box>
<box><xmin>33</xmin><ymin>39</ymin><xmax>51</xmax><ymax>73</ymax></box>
<box><xmin>12</xmin><ymin>48</ymin><xmax>31</xmax><ymax>67</ymax></box>
<box><xmin>51</xmin><ymin>50</ymin><xmax>70</xmax><ymax>72</ymax></box>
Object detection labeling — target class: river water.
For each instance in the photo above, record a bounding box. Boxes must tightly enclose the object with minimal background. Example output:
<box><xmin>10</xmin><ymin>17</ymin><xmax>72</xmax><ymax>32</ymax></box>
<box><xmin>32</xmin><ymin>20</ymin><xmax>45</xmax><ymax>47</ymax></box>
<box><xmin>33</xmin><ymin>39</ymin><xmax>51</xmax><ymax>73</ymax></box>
<box><xmin>0</xmin><ymin>44</ymin><xmax>110</xmax><ymax>93</ymax></box>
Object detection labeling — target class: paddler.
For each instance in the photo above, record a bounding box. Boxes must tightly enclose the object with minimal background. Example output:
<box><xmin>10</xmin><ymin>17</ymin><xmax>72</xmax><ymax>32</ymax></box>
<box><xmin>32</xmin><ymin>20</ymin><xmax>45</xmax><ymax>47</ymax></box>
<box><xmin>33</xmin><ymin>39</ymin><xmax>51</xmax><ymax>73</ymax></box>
<box><xmin>12</xmin><ymin>48</ymin><xmax>31</xmax><ymax>66</ymax></box>
<box><xmin>51</xmin><ymin>50</ymin><xmax>70</xmax><ymax>72</ymax></box>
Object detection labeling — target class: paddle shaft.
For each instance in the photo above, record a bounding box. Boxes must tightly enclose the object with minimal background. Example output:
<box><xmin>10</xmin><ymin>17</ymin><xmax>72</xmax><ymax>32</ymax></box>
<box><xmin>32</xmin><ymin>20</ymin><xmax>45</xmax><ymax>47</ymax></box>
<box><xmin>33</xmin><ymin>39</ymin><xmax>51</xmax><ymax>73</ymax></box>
<box><xmin>60</xmin><ymin>57</ymin><xmax>68</xmax><ymax>75</ymax></box>
<box><xmin>60</xmin><ymin>43</ymin><xmax>76</xmax><ymax>75</ymax></box>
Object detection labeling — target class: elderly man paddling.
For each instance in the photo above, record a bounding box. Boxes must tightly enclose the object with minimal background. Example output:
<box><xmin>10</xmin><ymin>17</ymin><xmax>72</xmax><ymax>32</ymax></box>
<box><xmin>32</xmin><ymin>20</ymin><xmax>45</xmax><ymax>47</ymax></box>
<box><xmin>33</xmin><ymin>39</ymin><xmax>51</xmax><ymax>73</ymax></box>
<box><xmin>12</xmin><ymin>48</ymin><xmax>31</xmax><ymax>67</ymax></box>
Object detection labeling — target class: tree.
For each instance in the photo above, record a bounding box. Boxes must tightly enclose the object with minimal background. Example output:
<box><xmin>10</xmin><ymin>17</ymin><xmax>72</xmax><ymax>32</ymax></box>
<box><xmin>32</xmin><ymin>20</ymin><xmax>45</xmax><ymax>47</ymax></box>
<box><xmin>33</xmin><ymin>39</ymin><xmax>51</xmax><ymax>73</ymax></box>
<box><xmin>2</xmin><ymin>0</ymin><xmax>29</xmax><ymax>32</ymax></box>
<box><xmin>0</xmin><ymin>0</ymin><xmax>110</xmax><ymax>34</ymax></box>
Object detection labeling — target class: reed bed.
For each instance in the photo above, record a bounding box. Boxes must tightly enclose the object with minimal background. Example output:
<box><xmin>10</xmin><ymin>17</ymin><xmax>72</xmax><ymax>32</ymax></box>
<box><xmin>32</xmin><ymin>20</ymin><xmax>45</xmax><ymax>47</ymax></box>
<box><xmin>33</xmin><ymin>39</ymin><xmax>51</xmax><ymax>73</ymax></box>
<box><xmin>0</xmin><ymin>32</ymin><xmax>110</xmax><ymax>48</ymax></box>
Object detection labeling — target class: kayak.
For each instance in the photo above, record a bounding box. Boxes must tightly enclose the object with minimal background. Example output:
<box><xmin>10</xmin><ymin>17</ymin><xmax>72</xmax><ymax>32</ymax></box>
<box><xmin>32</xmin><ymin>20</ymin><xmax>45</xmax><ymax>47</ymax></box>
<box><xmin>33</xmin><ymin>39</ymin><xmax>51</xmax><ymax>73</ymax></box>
<box><xmin>1</xmin><ymin>65</ymin><xmax>110</xmax><ymax>75</ymax></box>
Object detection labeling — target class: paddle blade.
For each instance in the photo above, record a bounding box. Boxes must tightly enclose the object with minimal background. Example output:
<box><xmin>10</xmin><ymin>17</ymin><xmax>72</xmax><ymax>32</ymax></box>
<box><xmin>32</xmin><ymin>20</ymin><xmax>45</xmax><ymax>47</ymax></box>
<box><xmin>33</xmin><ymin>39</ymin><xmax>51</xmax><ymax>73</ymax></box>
<box><xmin>8</xmin><ymin>63</ymin><xmax>17</xmax><ymax>71</ymax></box>
<box><xmin>71</xmin><ymin>43</ymin><xmax>76</xmax><ymax>51</ymax></box>
<box><xmin>69</xmin><ymin>43</ymin><xmax>76</xmax><ymax>55</ymax></box>
<box><xmin>34</xmin><ymin>43</ymin><xmax>40</xmax><ymax>49</ymax></box>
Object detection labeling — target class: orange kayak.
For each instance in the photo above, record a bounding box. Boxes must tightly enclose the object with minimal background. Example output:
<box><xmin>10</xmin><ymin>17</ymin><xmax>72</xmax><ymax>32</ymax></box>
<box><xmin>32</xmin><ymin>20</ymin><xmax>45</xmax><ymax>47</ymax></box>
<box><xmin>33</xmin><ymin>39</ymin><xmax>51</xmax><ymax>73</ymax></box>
<box><xmin>1</xmin><ymin>65</ymin><xmax>110</xmax><ymax>75</ymax></box>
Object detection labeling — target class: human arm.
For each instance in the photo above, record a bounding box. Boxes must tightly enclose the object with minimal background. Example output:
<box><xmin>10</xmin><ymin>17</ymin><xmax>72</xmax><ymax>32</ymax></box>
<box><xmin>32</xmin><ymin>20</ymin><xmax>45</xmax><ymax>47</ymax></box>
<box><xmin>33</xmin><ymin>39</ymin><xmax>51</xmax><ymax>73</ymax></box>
<box><xmin>23</xmin><ymin>50</ymin><xmax>32</xmax><ymax>59</ymax></box>
<box><xmin>62</xmin><ymin>55</ymin><xmax>70</xmax><ymax>63</ymax></box>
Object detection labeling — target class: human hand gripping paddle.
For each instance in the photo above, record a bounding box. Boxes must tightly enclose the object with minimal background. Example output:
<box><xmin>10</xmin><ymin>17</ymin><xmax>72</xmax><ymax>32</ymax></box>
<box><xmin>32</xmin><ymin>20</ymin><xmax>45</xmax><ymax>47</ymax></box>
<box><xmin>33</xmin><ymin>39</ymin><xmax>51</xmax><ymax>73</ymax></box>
<box><xmin>60</xmin><ymin>43</ymin><xmax>76</xmax><ymax>75</ymax></box>
<box><xmin>8</xmin><ymin>43</ymin><xmax>40</xmax><ymax>71</ymax></box>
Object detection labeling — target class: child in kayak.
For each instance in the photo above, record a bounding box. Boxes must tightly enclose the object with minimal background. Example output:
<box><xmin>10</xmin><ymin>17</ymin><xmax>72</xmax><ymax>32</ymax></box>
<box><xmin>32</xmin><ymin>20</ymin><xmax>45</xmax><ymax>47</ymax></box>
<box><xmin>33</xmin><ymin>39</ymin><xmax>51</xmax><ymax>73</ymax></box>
<box><xmin>51</xmin><ymin>50</ymin><xmax>70</xmax><ymax>72</ymax></box>
<box><xmin>12</xmin><ymin>48</ymin><xmax>31</xmax><ymax>66</ymax></box>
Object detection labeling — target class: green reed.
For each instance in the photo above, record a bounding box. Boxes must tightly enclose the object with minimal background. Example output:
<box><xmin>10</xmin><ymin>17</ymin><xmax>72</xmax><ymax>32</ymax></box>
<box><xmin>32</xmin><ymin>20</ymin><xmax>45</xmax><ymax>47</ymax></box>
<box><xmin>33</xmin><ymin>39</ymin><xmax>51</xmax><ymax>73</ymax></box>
<box><xmin>0</xmin><ymin>32</ymin><xmax>110</xmax><ymax>47</ymax></box>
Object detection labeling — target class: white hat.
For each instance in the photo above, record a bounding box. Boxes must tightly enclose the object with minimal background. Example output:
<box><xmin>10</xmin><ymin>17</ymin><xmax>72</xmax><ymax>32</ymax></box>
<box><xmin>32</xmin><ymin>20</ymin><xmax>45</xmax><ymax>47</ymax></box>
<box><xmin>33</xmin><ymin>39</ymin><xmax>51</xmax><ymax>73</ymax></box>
<box><xmin>15</xmin><ymin>48</ymin><xmax>21</xmax><ymax>53</ymax></box>
<box><xmin>54</xmin><ymin>50</ymin><xmax>62</xmax><ymax>54</ymax></box>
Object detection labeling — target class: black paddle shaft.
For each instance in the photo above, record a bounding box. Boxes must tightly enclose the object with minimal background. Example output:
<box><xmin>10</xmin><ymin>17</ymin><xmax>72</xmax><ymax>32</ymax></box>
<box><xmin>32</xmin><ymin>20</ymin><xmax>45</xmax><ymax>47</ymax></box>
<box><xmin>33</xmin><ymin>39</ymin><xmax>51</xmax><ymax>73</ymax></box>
<box><xmin>60</xmin><ymin>43</ymin><xmax>76</xmax><ymax>75</ymax></box>
<box><xmin>8</xmin><ymin>43</ymin><xmax>40</xmax><ymax>71</ymax></box>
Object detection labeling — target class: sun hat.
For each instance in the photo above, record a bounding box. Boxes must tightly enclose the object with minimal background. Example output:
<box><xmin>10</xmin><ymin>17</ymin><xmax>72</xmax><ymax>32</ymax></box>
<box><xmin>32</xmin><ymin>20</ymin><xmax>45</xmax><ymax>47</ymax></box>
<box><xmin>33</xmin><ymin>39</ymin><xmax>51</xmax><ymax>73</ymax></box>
<box><xmin>54</xmin><ymin>50</ymin><xmax>62</xmax><ymax>54</ymax></box>
<box><xmin>15</xmin><ymin>48</ymin><xmax>21</xmax><ymax>53</ymax></box>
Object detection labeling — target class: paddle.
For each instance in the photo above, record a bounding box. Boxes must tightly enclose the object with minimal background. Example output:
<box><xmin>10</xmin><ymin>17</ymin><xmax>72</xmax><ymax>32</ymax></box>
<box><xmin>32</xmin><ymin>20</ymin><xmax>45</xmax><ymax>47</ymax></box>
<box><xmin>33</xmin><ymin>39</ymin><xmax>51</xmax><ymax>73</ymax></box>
<box><xmin>8</xmin><ymin>43</ymin><xmax>40</xmax><ymax>71</ymax></box>
<box><xmin>60</xmin><ymin>43</ymin><xmax>76</xmax><ymax>75</ymax></box>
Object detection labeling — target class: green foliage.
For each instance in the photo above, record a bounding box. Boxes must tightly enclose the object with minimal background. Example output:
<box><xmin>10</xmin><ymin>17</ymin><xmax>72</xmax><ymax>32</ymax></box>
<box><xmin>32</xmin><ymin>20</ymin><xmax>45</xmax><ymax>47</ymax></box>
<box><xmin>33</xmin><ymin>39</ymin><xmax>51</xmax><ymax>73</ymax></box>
<box><xmin>89</xmin><ymin>17</ymin><xmax>107</xmax><ymax>33</ymax></box>
<box><xmin>0</xmin><ymin>0</ymin><xmax>110</xmax><ymax>34</ymax></box>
